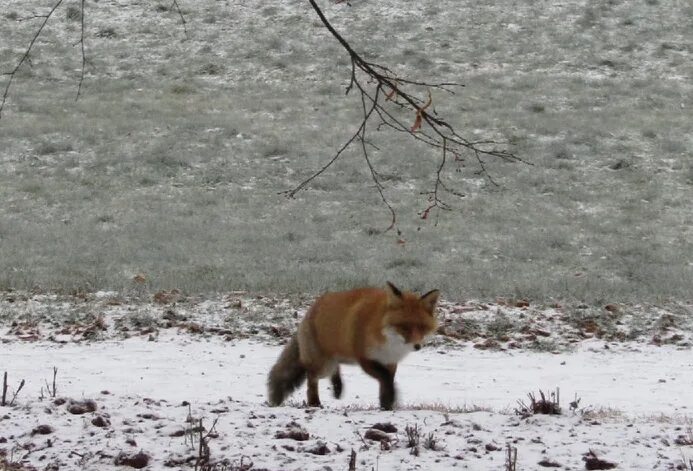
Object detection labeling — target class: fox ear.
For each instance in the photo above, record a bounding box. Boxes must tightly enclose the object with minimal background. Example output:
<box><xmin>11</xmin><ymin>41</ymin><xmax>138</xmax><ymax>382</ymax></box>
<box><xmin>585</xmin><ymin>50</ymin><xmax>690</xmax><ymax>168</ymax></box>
<box><xmin>385</xmin><ymin>281</ymin><xmax>403</xmax><ymax>303</ymax></box>
<box><xmin>420</xmin><ymin>289</ymin><xmax>440</xmax><ymax>314</ymax></box>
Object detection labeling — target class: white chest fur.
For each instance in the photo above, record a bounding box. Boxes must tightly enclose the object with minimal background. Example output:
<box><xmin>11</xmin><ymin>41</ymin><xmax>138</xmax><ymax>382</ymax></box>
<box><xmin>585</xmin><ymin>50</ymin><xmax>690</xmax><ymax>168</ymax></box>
<box><xmin>367</xmin><ymin>327</ymin><xmax>414</xmax><ymax>365</ymax></box>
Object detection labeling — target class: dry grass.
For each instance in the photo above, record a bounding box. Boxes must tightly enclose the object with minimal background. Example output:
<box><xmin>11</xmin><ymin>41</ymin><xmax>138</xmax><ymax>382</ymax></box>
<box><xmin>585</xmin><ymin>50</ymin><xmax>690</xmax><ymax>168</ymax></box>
<box><xmin>515</xmin><ymin>388</ymin><xmax>562</xmax><ymax>418</ymax></box>
<box><xmin>335</xmin><ymin>402</ymin><xmax>493</xmax><ymax>414</ymax></box>
<box><xmin>580</xmin><ymin>407</ymin><xmax>626</xmax><ymax>423</ymax></box>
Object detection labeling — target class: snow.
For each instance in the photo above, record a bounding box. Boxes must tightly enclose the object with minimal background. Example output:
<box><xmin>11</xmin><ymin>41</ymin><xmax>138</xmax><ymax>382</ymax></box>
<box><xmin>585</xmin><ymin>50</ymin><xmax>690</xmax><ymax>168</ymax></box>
<box><xmin>3</xmin><ymin>336</ymin><xmax>692</xmax><ymax>416</ymax></box>
<box><xmin>2</xmin><ymin>333</ymin><xmax>692</xmax><ymax>470</ymax></box>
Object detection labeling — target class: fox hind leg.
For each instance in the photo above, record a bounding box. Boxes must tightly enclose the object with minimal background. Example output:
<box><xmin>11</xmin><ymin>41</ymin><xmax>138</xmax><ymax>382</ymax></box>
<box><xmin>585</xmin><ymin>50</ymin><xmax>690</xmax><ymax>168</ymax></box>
<box><xmin>306</xmin><ymin>371</ymin><xmax>321</xmax><ymax>407</ymax></box>
<box><xmin>330</xmin><ymin>366</ymin><xmax>343</xmax><ymax>399</ymax></box>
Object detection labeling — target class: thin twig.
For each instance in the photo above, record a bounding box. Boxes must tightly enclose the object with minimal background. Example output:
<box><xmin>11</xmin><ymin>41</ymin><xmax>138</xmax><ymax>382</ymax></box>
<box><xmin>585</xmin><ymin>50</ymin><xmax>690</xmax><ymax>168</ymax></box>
<box><xmin>1</xmin><ymin>372</ymin><xmax>7</xmax><ymax>406</ymax></box>
<box><xmin>353</xmin><ymin>430</ymin><xmax>370</xmax><ymax>450</ymax></box>
<box><xmin>194</xmin><ymin>417</ymin><xmax>219</xmax><ymax>471</ymax></box>
<box><xmin>505</xmin><ymin>444</ymin><xmax>518</xmax><ymax>471</ymax></box>
<box><xmin>169</xmin><ymin>0</ymin><xmax>189</xmax><ymax>39</ymax></box>
<box><xmin>285</xmin><ymin>0</ymin><xmax>528</xmax><ymax>226</ymax></box>
<box><xmin>420</xmin><ymin>137</ymin><xmax>452</xmax><ymax>224</ymax></box>
<box><xmin>52</xmin><ymin>366</ymin><xmax>58</xmax><ymax>398</ymax></box>
<box><xmin>9</xmin><ymin>379</ymin><xmax>26</xmax><ymax>406</ymax></box>
<box><xmin>75</xmin><ymin>0</ymin><xmax>86</xmax><ymax>100</ymax></box>
<box><xmin>16</xmin><ymin>14</ymin><xmax>52</xmax><ymax>22</ymax></box>
<box><xmin>348</xmin><ymin>449</ymin><xmax>357</xmax><ymax>471</ymax></box>
<box><xmin>0</xmin><ymin>0</ymin><xmax>65</xmax><ymax>119</ymax></box>
<box><xmin>358</xmin><ymin>85</ymin><xmax>396</xmax><ymax>230</ymax></box>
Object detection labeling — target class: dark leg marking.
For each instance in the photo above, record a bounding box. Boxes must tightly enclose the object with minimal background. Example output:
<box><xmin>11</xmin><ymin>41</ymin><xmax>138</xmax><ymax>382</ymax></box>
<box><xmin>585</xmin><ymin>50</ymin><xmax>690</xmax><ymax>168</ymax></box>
<box><xmin>307</xmin><ymin>373</ymin><xmax>321</xmax><ymax>407</ymax></box>
<box><xmin>331</xmin><ymin>367</ymin><xmax>343</xmax><ymax>399</ymax></box>
<box><xmin>359</xmin><ymin>359</ymin><xmax>396</xmax><ymax>410</ymax></box>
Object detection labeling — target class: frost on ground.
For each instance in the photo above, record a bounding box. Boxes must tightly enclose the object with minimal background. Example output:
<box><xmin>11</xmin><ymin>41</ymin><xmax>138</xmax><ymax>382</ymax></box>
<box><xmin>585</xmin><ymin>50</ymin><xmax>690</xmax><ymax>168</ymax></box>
<box><xmin>2</xmin><ymin>291</ymin><xmax>692</xmax><ymax>349</ymax></box>
<box><xmin>1</xmin><ymin>293</ymin><xmax>693</xmax><ymax>470</ymax></box>
<box><xmin>1</xmin><ymin>0</ymin><xmax>691</xmax><ymax>300</ymax></box>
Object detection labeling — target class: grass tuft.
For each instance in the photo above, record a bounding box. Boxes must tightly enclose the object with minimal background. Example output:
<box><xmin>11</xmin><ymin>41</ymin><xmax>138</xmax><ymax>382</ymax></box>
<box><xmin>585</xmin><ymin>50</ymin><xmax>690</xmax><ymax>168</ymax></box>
<box><xmin>515</xmin><ymin>388</ymin><xmax>562</xmax><ymax>418</ymax></box>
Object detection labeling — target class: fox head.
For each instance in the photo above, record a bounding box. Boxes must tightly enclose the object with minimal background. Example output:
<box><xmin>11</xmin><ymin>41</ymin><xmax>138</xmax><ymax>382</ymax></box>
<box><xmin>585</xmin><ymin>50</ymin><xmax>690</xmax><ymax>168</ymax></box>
<box><xmin>381</xmin><ymin>281</ymin><xmax>439</xmax><ymax>352</ymax></box>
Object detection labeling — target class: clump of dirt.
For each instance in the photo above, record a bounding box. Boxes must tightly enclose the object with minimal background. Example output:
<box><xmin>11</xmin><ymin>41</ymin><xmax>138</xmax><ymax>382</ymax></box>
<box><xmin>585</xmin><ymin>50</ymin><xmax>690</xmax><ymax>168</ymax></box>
<box><xmin>114</xmin><ymin>451</ymin><xmax>150</xmax><ymax>469</ymax></box>
<box><xmin>305</xmin><ymin>441</ymin><xmax>330</xmax><ymax>455</ymax></box>
<box><xmin>583</xmin><ymin>450</ymin><xmax>616</xmax><ymax>470</ymax></box>
<box><xmin>66</xmin><ymin>399</ymin><xmax>97</xmax><ymax>414</ymax></box>
<box><xmin>91</xmin><ymin>415</ymin><xmax>110</xmax><ymax>427</ymax></box>
<box><xmin>30</xmin><ymin>424</ymin><xmax>53</xmax><ymax>435</ymax></box>
<box><xmin>364</xmin><ymin>428</ymin><xmax>391</xmax><ymax>442</ymax></box>
<box><xmin>371</xmin><ymin>422</ymin><xmax>398</xmax><ymax>433</ymax></box>
<box><xmin>275</xmin><ymin>422</ymin><xmax>309</xmax><ymax>441</ymax></box>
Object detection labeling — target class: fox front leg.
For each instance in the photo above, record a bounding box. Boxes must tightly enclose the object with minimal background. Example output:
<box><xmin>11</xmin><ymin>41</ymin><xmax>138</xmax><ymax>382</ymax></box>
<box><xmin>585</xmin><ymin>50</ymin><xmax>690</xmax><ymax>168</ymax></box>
<box><xmin>359</xmin><ymin>359</ymin><xmax>397</xmax><ymax>410</ymax></box>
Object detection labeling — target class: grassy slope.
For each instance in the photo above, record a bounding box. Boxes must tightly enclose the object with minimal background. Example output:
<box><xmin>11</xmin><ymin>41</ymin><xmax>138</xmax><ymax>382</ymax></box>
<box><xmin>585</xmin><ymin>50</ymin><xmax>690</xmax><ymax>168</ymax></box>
<box><xmin>0</xmin><ymin>0</ymin><xmax>691</xmax><ymax>302</ymax></box>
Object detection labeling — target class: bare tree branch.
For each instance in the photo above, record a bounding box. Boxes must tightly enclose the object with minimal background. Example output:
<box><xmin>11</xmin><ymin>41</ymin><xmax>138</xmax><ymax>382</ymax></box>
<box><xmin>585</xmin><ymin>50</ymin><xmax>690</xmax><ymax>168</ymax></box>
<box><xmin>0</xmin><ymin>0</ymin><xmax>65</xmax><ymax>119</ymax></box>
<box><xmin>170</xmin><ymin>0</ymin><xmax>189</xmax><ymax>39</ymax></box>
<box><xmin>285</xmin><ymin>0</ymin><xmax>529</xmax><ymax>229</ymax></box>
<box><xmin>1</xmin><ymin>0</ymin><xmax>190</xmax><ymax>115</ymax></box>
<box><xmin>75</xmin><ymin>0</ymin><xmax>87</xmax><ymax>100</ymax></box>
<box><xmin>358</xmin><ymin>85</ymin><xmax>396</xmax><ymax>231</ymax></box>
<box><xmin>2</xmin><ymin>0</ymin><xmax>524</xmax><ymax>228</ymax></box>
<box><xmin>420</xmin><ymin>137</ymin><xmax>452</xmax><ymax>224</ymax></box>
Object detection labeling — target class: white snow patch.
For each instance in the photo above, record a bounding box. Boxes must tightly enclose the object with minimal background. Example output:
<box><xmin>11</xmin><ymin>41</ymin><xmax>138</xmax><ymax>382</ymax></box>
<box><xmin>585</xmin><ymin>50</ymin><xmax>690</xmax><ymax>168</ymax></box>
<box><xmin>2</xmin><ymin>336</ymin><xmax>691</xmax><ymax>415</ymax></box>
<box><xmin>1</xmin><ymin>335</ymin><xmax>692</xmax><ymax>470</ymax></box>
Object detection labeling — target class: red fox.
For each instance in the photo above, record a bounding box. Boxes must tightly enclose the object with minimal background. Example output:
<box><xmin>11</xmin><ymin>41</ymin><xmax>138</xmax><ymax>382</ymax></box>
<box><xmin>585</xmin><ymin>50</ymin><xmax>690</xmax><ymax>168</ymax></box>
<box><xmin>267</xmin><ymin>282</ymin><xmax>439</xmax><ymax>410</ymax></box>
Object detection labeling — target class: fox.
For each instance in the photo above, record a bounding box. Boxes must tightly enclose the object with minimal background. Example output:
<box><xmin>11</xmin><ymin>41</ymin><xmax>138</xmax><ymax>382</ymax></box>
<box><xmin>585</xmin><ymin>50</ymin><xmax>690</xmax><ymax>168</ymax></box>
<box><xmin>267</xmin><ymin>282</ymin><xmax>439</xmax><ymax>410</ymax></box>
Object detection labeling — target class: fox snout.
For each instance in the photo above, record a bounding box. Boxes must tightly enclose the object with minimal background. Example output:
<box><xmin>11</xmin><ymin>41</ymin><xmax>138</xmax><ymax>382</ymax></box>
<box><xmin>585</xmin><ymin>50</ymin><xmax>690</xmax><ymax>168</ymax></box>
<box><xmin>413</xmin><ymin>343</ymin><xmax>421</xmax><ymax>351</ymax></box>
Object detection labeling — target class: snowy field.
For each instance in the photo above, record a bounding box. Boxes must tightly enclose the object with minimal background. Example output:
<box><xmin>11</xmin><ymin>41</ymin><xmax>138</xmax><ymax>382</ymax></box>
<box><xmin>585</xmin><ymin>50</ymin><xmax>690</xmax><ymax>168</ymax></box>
<box><xmin>1</xmin><ymin>336</ymin><xmax>693</xmax><ymax>470</ymax></box>
<box><xmin>1</xmin><ymin>293</ymin><xmax>693</xmax><ymax>470</ymax></box>
<box><xmin>0</xmin><ymin>0</ymin><xmax>691</xmax><ymax>300</ymax></box>
<box><xmin>1</xmin><ymin>0</ymin><xmax>692</xmax><ymax>469</ymax></box>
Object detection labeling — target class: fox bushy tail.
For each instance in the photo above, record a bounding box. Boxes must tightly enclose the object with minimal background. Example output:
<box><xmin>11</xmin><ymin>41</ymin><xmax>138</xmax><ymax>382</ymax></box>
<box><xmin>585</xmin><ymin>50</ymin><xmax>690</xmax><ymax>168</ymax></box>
<box><xmin>267</xmin><ymin>334</ymin><xmax>306</xmax><ymax>406</ymax></box>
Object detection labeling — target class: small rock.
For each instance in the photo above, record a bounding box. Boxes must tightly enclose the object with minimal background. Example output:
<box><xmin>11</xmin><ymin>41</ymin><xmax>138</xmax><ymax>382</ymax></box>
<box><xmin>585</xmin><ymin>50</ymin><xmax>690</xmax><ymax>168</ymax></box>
<box><xmin>168</xmin><ymin>428</ymin><xmax>186</xmax><ymax>437</ymax></box>
<box><xmin>92</xmin><ymin>415</ymin><xmax>110</xmax><ymax>428</ymax></box>
<box><xmin>31</xmin><ymin>425</ymin><xmax>54</xmax><ymax>436</ymax></box>
<box><xmin>537</xmin><ymin>458</ymin><xmax>562</xmax><ymax>467</ymax></box>
<box><xmin>306</xmin><ymin>441</ymin><xmax>330</xmax><ymax>455</ymax></box>
<box><xmin>364</xmin><ymin>429</ymin><xmax>391</xmax><ymax>442</ymax></box>
<box><xmin>371</xmin><ymin>422</ymin><xmax>398</xmax><ymax>433</ymax></box>
<box><xmin>67</xmin><ymin>399</ymin><xmax>97</xmax><ymax>415</ymax></box>
<box><xmin>583</xmin><ymin>450</ymin><xmax>616</xmax><ymax>470</ymax></box>
<box><xmin>114</xmin><ymin>451</ymin><xmax>150</xmax><ymax>469</ymax></box>
<box><xmin>137</xmin><ymin>413</ymin><xmax>159</xmax><ymax>420</ymax></box>
<box><xmin>609</xmin><ymin>159</ymin><xmax>630</xmax><ymax>170</ymax></box>
<box><xmin>276</xmin><ymin>425</ymin><xmax>309</xmax><ymax>441</ymax></box>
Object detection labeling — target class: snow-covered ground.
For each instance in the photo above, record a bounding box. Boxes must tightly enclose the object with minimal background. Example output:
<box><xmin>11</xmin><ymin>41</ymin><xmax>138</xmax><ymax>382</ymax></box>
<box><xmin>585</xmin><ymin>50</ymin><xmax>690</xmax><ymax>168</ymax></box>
<box><xmin>3</xmin><ymin>336</ymin><xmax>693</xmax><ymax>416</ymax></box>
<box><xmin>2</xmin><ymin>331</ymin><xmax>693</xmax><ymax>470</ymax></box>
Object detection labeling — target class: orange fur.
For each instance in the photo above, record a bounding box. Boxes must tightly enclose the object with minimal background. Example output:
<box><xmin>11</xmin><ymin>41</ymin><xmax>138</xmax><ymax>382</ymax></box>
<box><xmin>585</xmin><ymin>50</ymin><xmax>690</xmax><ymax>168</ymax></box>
<box><xmin>267</xmin><ymin>282</ymin><xmax>439</xmax><ymax>410</ymax></box>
